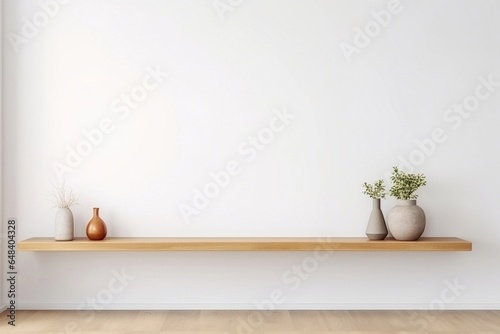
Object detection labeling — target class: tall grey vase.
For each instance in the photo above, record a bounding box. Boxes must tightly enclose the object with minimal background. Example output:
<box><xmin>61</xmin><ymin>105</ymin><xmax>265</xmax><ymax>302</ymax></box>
<box><xmin>388</xmin><ymin>200</ymin><xmax>426</xmax><ymax>241</ymax></box>
<box><xmin>365</xmin><ymin>198</ymin><xmax>388</xmax><ymax>240</ymax></box>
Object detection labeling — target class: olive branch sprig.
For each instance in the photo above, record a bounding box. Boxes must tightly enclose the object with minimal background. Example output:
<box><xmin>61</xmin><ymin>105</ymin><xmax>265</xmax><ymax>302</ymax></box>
<box><xmin>362</xmin><ymin>179</ymin><xmax>386</xmax><ymax>199</ymax></box>
<box><xmin>389</xmin><ymin>167</ymin><xmax>426</xmax><ymax>200</ymax></box>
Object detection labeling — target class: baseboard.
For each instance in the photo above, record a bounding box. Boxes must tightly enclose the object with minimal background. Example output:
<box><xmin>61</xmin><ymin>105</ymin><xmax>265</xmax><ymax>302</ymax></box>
<box><xmin>0</xmin><ymin>305</ymin><xmax>6</xmax><ymax>313</ymax></box>
<box><xmin>17</xmin><ymin>302</ymin><xmax>500</xmax><ymax>311</ymax></box>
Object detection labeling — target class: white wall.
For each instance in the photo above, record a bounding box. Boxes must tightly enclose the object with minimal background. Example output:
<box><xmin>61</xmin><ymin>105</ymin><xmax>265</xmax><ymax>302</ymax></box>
<box><xmin>2</xmin><ymin>0</ymin><xmax>500</xmax><ymax>312</ymax></box>
<box><xmin>0</xmin><ymin>0</ymin><xmax>4</xmax><ymax>313</ymax></box>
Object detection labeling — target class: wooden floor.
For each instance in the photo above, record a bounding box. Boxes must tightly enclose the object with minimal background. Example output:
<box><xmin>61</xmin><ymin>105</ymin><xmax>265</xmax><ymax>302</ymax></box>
<box><xmin>0</xmin><ymin>310</ymin><xmax>499</xmax><ymax>333</ymax></box>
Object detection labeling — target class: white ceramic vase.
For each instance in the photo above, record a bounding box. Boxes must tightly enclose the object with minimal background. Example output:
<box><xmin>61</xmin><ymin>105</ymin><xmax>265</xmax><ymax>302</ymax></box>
<box><xmin>365</xmin><ymin>199</ymin><xmax>388</xmax><ymax>240</ymax></box>
<box><xmin>55</xmin><ymin>207</ymin><xmax>74</xmax><ymax>241</ymax></box>
<box><xmin>388</xmin><ymin>200</ymin><xmax>425</xmax><ymax>241</ymax></box>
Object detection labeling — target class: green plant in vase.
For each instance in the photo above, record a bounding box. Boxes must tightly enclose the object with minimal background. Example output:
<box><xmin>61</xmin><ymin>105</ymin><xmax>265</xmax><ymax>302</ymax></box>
<box><xmin>362</xmin><ymin>179</ymin><xmax>386</xmax><ymax>199</ymax></box>
<box><xmin>389</xmin><ymin>166</ymin><xmax>426</xmax><ymax>200</ymax></box>
<box><xmin>362</xmin><ymin>179</ymin><xmax>387</xmax><ymax>240</ymax></box>
<box><xmin>388</xmin><ymin>166</ymin><xmax>427</xmax><ymax>241</ymax></box>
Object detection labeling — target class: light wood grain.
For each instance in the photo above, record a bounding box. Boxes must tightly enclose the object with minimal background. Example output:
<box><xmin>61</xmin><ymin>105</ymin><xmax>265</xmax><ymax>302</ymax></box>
<box><xmin>17</xmin><ymin>237</ymin><xmax>472</xmax><ymax>252</ymax></box>
<box><xmin>234</xmin><ymin>310</ymin><xmax>294</xmax><ymax>333</ymax></box>
<box><xmin>0</xmin><ymin>310</ymin><xmax>498</xmax><ymax>332</ymax></box>
<box><xmin>289</xmin><ymin>310</ymin><xmax>330</xmax><ymax>331</ymax></box>
<box><xmin>319</xmin><ymin>310</ymin><xmax>357</xmax><ymax>331</ymax></box>
<box><xmin>198</xmin><ymin>311</ymin><xmax>235</xmax><ymax>332</ymax></box>
<box><xmin>160</xmin><ymin>310</ymin><xmax>201</xmax><ymax>331</ymax></box>
<box><xmin>347</xmin><ymin>310</ymin><xmax>414</xmax><ymax>331</ymax></box>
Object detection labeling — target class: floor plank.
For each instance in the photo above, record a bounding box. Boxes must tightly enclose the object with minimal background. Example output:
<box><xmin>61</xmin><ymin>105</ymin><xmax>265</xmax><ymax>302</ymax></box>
<box><xmin>288</xmin><ymin>311</ymin><xmax>330</xmax><ymax>331</ymax></box>
<box><xmin>0</xmin><ymin>310</ymin><xmax>499</xmax><ymax>333</ymax></box>
<box><xmin>319</xmin><ymin>310</ymin><xmax>357</xmax><ymax>331</ymax></box>
<box><xmin>232</xmin><ymin>310</ymin><xmax>294</xmax><ymax>333</ymax></box>
<box><xmin>347</xmin><ymin>310</ymin><xmax>413</xmax><ymax>331</ymax></box>
<box><xmin>160</xmin><ymin>310</ymin><xmax>202</xmax><ymax>331</ymax></box>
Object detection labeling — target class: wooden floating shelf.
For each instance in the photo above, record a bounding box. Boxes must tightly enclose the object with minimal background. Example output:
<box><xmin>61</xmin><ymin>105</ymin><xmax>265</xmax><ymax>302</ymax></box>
<box><xmin>18</xmin><ymin>237</ymin><xmax>472</xmax><ymax>252</ymax></box>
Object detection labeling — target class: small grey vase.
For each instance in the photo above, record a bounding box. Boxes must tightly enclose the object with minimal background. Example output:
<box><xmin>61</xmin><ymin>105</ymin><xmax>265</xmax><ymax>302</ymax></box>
<box><xmin>365</xmin><ymin>198</ymin><xmax>388</xmax><ymax>240</ymax></box>
<box><xmin>388</xmin><ymin>199</ymin><xmax>426</xmax><ymax>241</ymax></box>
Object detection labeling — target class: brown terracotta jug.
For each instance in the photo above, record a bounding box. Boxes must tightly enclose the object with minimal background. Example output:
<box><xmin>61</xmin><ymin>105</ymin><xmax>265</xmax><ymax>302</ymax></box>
<box><xmin>86</xmin><ymin>207</ymin><xmax>107</xmax><ymax>240</ymax></box>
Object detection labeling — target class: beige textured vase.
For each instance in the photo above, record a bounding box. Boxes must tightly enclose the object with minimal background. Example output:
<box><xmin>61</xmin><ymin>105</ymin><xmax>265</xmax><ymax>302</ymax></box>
<box><xmin>388</xmin><ymin>200</ymin><xmax>426</xmax><ymax>241</ymax></box>
<box><xmin>55</xmin><ymin>207</ymin><xmax>74</xmax><ymax>241</ymax></box>
<box><xmin>86</xmin><ymin>207</ymin><xmax>107</xmax><ymax>241</ymax></box>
